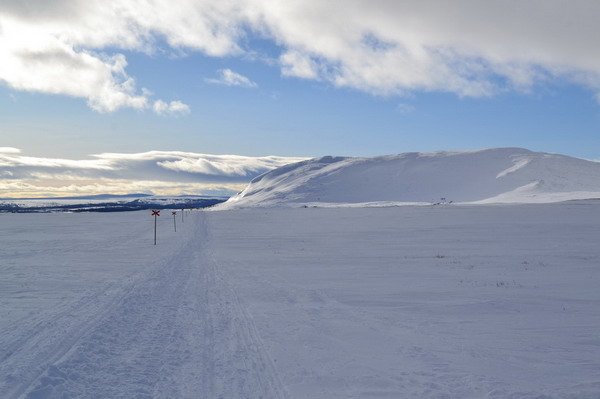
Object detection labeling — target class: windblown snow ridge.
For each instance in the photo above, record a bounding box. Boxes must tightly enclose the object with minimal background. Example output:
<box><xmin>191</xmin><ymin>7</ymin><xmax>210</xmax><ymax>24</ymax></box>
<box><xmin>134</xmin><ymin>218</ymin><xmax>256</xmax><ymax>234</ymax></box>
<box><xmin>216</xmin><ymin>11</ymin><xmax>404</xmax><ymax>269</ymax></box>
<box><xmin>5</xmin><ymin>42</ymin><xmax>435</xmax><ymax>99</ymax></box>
<box><xmin>217</xmin><ymin>148</ymin><xmax>600</xmax><ymax>209</ymax></box>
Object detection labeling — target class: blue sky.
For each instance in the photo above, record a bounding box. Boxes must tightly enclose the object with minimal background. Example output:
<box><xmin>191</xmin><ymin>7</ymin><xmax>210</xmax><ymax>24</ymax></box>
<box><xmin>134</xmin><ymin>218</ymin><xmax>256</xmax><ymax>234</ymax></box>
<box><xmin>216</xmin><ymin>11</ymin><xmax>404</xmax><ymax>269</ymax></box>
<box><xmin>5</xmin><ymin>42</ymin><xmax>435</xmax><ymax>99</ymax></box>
<box><xmin>3</xmin><ymin>56</ymin><xmax>600</xmax><ymax>160</ymax></box>
<box><xmin>1</xmin><ymin>1</ymin><xmax>600</xmax><ymax>196</ymax></box>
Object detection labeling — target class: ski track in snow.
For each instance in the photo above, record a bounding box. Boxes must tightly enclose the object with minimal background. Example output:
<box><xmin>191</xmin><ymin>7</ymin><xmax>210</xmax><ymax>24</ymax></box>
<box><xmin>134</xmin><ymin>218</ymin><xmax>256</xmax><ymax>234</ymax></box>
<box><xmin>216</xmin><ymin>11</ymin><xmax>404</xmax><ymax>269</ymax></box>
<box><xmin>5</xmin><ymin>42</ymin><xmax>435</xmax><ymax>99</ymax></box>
<box><xmin>3</xmin><ymin>213</ymin><xmax>286</xmax><ymax>399</ymax></box>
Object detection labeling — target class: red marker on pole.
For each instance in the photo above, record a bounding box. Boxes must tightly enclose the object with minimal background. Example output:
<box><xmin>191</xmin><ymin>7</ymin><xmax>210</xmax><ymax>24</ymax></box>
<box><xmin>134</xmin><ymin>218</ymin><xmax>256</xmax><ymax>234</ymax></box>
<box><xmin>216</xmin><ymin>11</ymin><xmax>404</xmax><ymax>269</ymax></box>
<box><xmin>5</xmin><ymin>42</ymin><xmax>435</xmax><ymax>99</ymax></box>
<box><xmin>151</xmin><ymin>210</ymin><xmax>160</xmax><ymax>245</ymax></box>
<box><xmin>172</xmin><ymin>211</ymin><xmax>177</xmax><ymax>232</ymax></box>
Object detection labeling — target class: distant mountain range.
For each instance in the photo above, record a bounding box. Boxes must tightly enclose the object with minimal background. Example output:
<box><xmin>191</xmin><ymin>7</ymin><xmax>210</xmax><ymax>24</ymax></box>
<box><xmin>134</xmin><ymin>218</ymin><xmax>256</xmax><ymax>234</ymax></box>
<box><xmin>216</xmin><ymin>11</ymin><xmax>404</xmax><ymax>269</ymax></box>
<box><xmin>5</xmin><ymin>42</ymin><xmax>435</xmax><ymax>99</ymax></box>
<box><xmin>219</xmin><ymin>148</ymin><xmax>600</xmax><ymax>208</ymax></box>
<box><xmin>0</xmin><ymin>194</ymin><xmax>228</xmax><ymax>213</ymax></box>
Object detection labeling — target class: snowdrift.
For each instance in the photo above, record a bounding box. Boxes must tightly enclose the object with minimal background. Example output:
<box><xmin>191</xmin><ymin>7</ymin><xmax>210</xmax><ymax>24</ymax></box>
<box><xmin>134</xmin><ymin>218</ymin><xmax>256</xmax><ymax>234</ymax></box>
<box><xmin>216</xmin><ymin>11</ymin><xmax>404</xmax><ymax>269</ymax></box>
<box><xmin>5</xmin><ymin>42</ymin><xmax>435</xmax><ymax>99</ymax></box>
<box><xmin>219</xmin><ymin>148</ymin><xmax>600</xmax><ymax>208</ymax></box>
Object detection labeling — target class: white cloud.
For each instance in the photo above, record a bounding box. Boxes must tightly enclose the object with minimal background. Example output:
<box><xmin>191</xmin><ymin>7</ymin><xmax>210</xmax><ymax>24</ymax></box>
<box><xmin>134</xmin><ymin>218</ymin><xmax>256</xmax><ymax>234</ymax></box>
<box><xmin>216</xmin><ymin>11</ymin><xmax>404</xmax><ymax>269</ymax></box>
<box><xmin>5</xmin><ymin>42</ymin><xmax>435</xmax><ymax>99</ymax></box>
<box><xmin>153</xmin><ymin>100</ymin><xmax>191</xmax><ymax>116</ymax></box>
<box><xmin>0</xmin><ymin>178</ymin><xmax>243</xmax><ymax>198</ymax></box>
<box><xmin>157</xmin><ymin>154</ymin><xmax>302</xmax><ymax>176</ymax></box>
<box><xmin>0</xmin><ymin>148</ymin><xmax>306</xmax><ymax>197</ymax></box>
<box><xmin>3</xmin><ymin>1</ymin><xmax>600</xmax><ymax>105</ymax></box>
<box><xmin>0</xmin><ymin>2</ymin><xmax>193</xmax><ymax>113</ymax></box>
<box><xmin>0</xmin><ymin>147</ymin><xmax>21</xmax><ymax>154</ymax></box>
<box><xmin>0</xmin><ymin>17</ymin><xmax>148</xmax><ymax>112</ymax></box>
<box><xmin>280</xmin><ymin>50</ymin><xmax>318</xmax><ymax>79</ymax></box>
<box><xmin>205</xmin><ymin>69</ymin><xmax>258</xmax><ymax>88</ymax></box>
<box><xmin>0</xmin><ymin>154</ymin><xmax>113</xmax><ymax>169</ymax></box>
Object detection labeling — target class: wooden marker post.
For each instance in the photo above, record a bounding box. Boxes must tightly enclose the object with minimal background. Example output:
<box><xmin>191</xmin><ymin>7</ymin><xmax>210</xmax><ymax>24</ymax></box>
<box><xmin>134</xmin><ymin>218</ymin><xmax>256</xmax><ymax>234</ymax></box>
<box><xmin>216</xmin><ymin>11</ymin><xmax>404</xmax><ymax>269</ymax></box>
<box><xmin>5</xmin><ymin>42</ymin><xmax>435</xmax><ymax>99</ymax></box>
<box><xmin>172</xmin><ymin>211</ymin><xmax>177</xmax><ymax>232</ymax></box>
<box><xmin>151</xmin><ymin>209</ymin><xmax>160</xmax><ymax>245</ymax></box>
<box><xmin>181</xmin><ymin>208</ymin><xmax>184</xmax><ymax>223</ymax></box>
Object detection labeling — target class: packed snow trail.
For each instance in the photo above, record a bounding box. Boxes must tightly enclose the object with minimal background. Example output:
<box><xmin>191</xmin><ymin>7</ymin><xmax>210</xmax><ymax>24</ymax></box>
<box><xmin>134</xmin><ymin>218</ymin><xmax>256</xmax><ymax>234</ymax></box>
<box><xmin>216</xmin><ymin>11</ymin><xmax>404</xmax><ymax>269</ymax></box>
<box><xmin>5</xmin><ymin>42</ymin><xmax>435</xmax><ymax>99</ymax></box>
<box><xmin>1</xmin><ymin>212</ymin><xmax>286</xmax><ymax>399</ymax></box>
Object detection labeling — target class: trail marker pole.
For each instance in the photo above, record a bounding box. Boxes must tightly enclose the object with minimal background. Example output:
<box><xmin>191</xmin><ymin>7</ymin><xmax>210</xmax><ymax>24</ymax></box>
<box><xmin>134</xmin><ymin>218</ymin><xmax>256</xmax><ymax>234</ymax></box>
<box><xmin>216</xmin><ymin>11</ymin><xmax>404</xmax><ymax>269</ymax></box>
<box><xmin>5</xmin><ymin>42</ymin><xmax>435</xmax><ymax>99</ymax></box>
<box><xmin>151</xmin><ymin>209</ymin><xmax>160</xmax><ymax>245</ymax></box>
<box><xmin>172</xmin><ymin>211</ymin><xmax>177</xmax><ymax>232</ymax></box>
<box><xmin>181</xmin><ymin>208</ymin><xmax>184</xmax><ymax>223</ymax></box>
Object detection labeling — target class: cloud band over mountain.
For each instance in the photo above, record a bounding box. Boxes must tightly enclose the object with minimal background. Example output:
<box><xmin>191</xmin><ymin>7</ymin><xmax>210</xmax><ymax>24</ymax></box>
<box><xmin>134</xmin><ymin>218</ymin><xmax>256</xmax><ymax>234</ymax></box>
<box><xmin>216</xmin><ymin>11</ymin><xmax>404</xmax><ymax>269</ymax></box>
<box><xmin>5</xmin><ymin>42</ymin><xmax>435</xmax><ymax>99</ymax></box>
<box><xmin>0</xmin><ymin>148</ymin><xmax>306</xmax><ymax>198</ymax></box>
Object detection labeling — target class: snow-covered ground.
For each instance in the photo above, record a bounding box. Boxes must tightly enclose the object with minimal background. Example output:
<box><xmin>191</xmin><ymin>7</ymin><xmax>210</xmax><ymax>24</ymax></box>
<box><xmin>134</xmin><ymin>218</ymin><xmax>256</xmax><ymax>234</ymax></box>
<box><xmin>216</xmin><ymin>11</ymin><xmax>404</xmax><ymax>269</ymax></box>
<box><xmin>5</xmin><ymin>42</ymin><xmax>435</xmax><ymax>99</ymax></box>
<box><xmin>2</xmin><ymin>203</ymin><xmax>600</xmax><ymax>398</ymax></box>
<box><xmin>220</xmin><ymin>148</ymin><xmax>600</xmax><ymax>208</ymax></box>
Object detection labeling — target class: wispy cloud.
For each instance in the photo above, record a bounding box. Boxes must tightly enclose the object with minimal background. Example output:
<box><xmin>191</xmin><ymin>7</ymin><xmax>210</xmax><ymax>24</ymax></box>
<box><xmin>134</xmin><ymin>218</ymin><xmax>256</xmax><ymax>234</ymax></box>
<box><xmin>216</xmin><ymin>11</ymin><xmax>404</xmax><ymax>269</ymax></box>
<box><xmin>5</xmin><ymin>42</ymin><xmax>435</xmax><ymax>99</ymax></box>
<box><xmin>0</xmin><ymin>147</ymin><xmax>21</xmax><ymax>154</ymax></box>
<box><xmin>280</xmin><ymin>50</ymin><xmax>319</xmax><ymax>79</ymax></box>
<box><xmin>152</xmin><ymin>100</ymin><xmax>191</xmax><ymax>116</ymax></box>
<box><xmin>205</xmin><ymin>69</ymin><xmax>258</xmax><ymax>88</ymax></box>
<box><xmin>0</xmin><ymin>149</ymin><xmax>306</xmax><ymax>198</ymax></box>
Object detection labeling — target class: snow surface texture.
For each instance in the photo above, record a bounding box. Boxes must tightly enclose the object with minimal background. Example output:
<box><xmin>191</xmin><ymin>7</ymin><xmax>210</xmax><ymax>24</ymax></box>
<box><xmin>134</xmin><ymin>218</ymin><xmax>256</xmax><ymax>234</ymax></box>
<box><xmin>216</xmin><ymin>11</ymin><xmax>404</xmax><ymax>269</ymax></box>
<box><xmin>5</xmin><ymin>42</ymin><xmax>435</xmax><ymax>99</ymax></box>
<box><xmin>1</xmin><ymin>205</ymin><xmax>600</xmax><ymax>397</ymax></box>
<box><xmin>219</xmin><ymin>148</ymin><xmax>600</xmax><ymax>209</ymax></box>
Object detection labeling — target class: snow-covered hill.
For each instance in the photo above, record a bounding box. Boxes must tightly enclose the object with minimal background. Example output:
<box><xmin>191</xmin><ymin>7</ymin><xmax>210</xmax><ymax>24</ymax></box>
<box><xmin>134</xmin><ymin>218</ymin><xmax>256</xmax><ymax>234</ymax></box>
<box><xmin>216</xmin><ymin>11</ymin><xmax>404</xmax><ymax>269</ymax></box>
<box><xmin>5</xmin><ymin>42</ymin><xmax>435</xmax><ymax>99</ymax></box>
<box><xmin>219</xmin><ymin>148</ymin><xmax>600</xmax><ymax>208</ymax></box>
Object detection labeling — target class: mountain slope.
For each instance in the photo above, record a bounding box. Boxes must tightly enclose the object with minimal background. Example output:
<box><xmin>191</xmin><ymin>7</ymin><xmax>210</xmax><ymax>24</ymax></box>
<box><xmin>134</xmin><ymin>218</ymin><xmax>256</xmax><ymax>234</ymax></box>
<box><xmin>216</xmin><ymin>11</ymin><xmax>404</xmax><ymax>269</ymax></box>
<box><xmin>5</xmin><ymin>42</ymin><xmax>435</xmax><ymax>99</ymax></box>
<box><xmin>219</xmin><ymin>148</ymin><xmax>600</xmax><ymax>208</ymax></box>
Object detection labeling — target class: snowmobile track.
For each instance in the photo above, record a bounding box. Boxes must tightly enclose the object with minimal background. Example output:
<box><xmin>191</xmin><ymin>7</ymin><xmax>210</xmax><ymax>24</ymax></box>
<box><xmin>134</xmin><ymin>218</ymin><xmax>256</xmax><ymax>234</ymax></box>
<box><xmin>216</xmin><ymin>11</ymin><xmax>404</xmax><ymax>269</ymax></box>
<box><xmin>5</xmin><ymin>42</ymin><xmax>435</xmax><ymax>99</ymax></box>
<box><xmin>15</xmin><ymin>213</ymin><xmax>286</xmax><ymax>399</ymax></box>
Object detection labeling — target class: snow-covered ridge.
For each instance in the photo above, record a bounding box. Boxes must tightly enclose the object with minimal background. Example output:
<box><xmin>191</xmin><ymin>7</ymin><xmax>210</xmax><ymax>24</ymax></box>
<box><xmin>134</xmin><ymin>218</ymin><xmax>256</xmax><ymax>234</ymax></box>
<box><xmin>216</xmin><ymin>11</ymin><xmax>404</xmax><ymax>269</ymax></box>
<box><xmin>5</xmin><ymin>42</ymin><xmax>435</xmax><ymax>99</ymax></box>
<box><xmin>218</xmin><ymin>148</ymin><xmax>600</xmax><ymax>208</ymax></box>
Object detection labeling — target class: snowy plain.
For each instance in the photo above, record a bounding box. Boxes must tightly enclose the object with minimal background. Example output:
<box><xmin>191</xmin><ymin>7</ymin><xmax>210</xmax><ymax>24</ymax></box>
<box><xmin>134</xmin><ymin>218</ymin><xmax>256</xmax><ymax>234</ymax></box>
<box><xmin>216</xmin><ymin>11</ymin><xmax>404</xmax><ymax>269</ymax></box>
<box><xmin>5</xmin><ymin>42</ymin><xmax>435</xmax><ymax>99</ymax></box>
<box><xmin>1</xmin><ymin>203</ymin><xmax>600</xmax><ymax>398</ymax></box>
